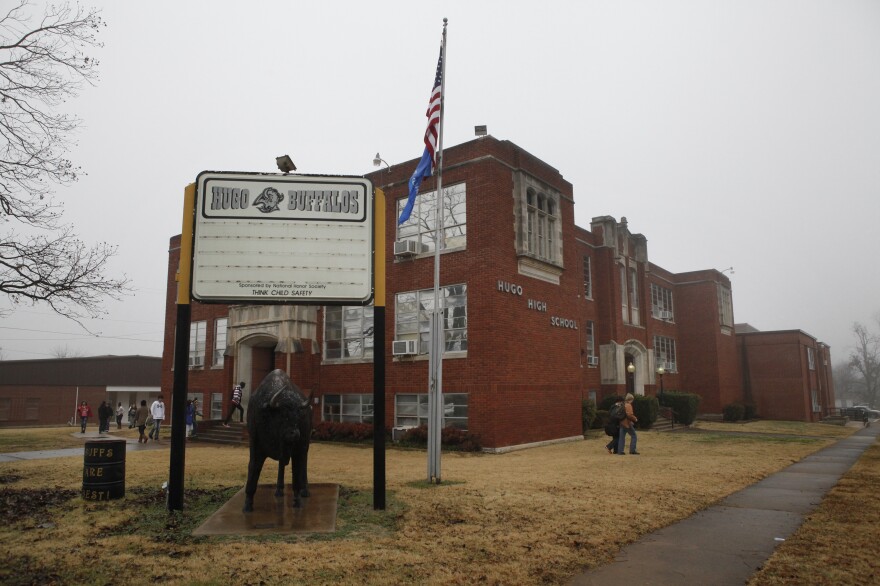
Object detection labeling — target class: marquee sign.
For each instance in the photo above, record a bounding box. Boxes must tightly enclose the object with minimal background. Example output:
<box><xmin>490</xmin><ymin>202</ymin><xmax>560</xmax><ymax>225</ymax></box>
<box><xmin>191</xmin><ymin>172</ymin><xmax>374</xmax><ymax>305</ymax></box>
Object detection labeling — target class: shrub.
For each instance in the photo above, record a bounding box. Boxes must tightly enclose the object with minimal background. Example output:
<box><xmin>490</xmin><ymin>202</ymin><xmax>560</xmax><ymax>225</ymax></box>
<box><xmin>582</xmin><ymin>399</ymin><xmax>598</xmax><ymax>433</ymax></box>
<box><xmin>658</xmin><ymin>391</ymin><xmax>701</xmax><ymax>426</ymax></box>
<box><xmin>399</xmin><ymin>425</ymin><xmax>482</xmax><ymax>452</ymax></box>
<box><xmin>599</xmin><ymin>395</ymin><xmax>624</xmax><ymax>412</ymax></box>
<box><xmin>632</xmin><ymin>394</ymin><xmax>658</xmax><ymax>430</ymax></box>
<box><xmin>312</xmin><ymin>421</ymin><xmax>384</xmax><ymax>443</ymax></box>
<box><xmin>743</xmin><ymin>403</ymin><xmax>758</xmax><ymax>420</ymax></box>
<box><xmin>723</xmin><ymin>402</ymin><xmax>746</xmax><ymax>422</ymax></box>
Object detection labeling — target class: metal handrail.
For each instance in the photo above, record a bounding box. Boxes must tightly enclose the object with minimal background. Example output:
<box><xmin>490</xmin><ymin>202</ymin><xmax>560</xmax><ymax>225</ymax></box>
<box><xmin>658</xmin><ymin>406</ymin><xmax>676</xmax><ymax>430</ymax></box>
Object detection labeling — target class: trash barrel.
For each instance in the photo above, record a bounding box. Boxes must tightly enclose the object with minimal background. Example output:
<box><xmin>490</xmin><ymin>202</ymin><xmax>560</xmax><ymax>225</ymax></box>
<box><xmin>82</xmin><ymin>439</ymin><xmax>126</xmax><ymax>501</ymax></box>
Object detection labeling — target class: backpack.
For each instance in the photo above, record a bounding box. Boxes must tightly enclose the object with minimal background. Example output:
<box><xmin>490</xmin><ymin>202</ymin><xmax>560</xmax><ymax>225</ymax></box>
<box><xmin>609</xmin><ymin>403</ymin><xmax>626</xmax><ymax>424</ymax></box>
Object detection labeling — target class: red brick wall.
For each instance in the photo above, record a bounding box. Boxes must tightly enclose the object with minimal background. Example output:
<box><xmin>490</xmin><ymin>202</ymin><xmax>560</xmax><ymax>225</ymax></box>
<box><xmin>0</xmin><ymin>385</ymin><xmax>107</xmax><ymax>426</ymax></box>
<box><xmin>160</xmin><ymin>136</ymin><xmax>831</xmax><ymax>446</ymax></box>
<box><xmin>738</xmin><ymin>331</ymin><xmax>829</xmax><ymax>421</ymax></box>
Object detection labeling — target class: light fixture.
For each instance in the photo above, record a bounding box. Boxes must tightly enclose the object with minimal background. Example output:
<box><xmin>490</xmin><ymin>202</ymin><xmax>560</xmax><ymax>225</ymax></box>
<box><xmin>276</xmin><ymin>155</ymin><xmax>296</xmax><ymax>174</ymax></box>
<box><xmin>657</xmin><ymin>366</ymin><xmax>665</xmax><ymax>376</ymax></box>
<box><xmin>721</xmin><ymin>266</ymin><xmax>734</xmax><ymax>275</ymax></box>
<box><xmin>373</xmin><ymin>152</ymin><xmax>390</xmax><ymax>172</ymax></box>
<box><xmin>627</xmin><ymin>363</ymin><xmax>635</xmax><ymax>374</ymax></box>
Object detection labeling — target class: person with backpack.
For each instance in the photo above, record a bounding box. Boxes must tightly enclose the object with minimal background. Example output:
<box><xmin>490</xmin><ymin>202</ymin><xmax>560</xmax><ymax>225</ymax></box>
<box><xmin>617</xmin><ymin>393</ymin><xmax>640</xmax><ymax>455</ymax></box>
<box><xmin>605</xmin><ymin>398</ymin><xmax>625</xmax><ymax>454</ymax></box>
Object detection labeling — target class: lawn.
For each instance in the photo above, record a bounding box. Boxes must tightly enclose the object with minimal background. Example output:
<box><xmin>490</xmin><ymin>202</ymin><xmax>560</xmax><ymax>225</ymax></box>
<box><xmin>0</xmin><ymin>422</ymin><xmax>873</xmax><ymax>585</ymax></box>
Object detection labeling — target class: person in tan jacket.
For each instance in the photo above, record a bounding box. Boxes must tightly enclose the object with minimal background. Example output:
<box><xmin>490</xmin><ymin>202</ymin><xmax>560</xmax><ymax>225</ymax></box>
<box><xmin>617</xmin><ymin>393</ymin><xmax>640</xmax><ymax>455</ymax></box>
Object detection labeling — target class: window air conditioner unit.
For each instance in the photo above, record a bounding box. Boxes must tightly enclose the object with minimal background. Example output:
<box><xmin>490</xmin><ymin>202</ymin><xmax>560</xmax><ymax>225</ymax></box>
<box><xmin>392</xmin><ymin>339</ymin><xmax>418</xmax><ymax>356</ymax></box>
<box><xmin>394</xmin><ymin>240</ymin><xmax>421</xmax><ymax>256</ymax></box>
<box><xmin>659</xmin><ymin>310</ymin><xmax>673</xmax><ymax>320</ymax></box>
<box><xmin>587</xmin><ymin>356</ymin><xmax>599</xmax><ymax>366</ymax></box>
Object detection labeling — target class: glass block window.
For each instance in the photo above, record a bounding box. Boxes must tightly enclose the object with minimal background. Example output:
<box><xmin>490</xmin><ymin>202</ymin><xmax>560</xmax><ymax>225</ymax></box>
<box><xmin>213</xmin><ymin>318</ymin><xmax>227</xmax><ymax>367</ymax></box>
<box><xmin>189</xmin><ymin>320</ymin><xmax>206</xmax><ymax>369</ymax></box>
<box><xmin>653</xmin><ymin>335</ymin><xmax>677</xmax><ymax>372</ymax></box>
<box><xmin>650</xmin><ymin>284</ymin><xmax>674</xmax><ymax>320</ymax></box>
<box><xmin>583</xmin><ymin>256</ymin><xmax>592</xmax><ymax>299</ymax></box>
<box><xmin>394</xmin><ymin>393</ymin><xmax>469</xmax><ymax>430</ymax></box>
<box><xmin>324</xmin><ymin>306</ymin><xmax>374</xmax><ymax>360</ymax></box>
<box><xmin>322</xmin><ymin>394</ymin><xmax>374</xmax><ymax>423</ymax></box>
<box><xmin>210</xmin><ymin>392</ymin><xmax>223</xmax><ymax>420</ymax></box>
<box><xmin>395</xmin><ymin>284</ymin><xmax>467</xmax><ymax>355</ymax></box>
<box><xmin>397</xmin><ymin>183</ymin><xmax>467</xmax><ymax>253</ymax></box>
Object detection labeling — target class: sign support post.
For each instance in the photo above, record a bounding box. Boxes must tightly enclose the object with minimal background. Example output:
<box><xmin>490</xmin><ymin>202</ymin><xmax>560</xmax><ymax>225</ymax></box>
<box><xmin>168</xmin><ymin>183</ymin><xmax>195</xmax><ymax>511</ymax></box>
<box><xmin>373</xmin><ymin>189</ymin><xmax>386</xmax><ymax>510</ymax></box>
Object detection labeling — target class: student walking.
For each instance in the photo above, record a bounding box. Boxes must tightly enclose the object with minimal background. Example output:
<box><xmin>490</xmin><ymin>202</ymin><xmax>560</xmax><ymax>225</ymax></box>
<box><xmin>148</xmin><ymin>395</ymin><xmax>165</xmax><ymax>442</ymax></box>
<box><xmin>222</xmin><ymin>383</ymin><xmax>245</xmax><ymax>427</ymax></box>
<box><xmin>97</xmin><ymin>401</ymin><xmax>112</xmax><ymax>434</ymax></box>
<box><xmin>77</xmin><ymin>401</ymin><xmax>92</xmax><ymax>434</ymax></box>
<box><xmin>605</xmin><ymin>398</ymin><xmax>625</xmax><ymax>454</ymax></box>
<box><xmin>115</xmin><ymin>402</ymin><xmax>124</xmax><ymax>429</ymax></box>
<box><xmin>135</xmin><ymin>400</ymin><xmax>150</xmax><ymax>443</ymax></box>
<box><xmin>617</xmin><ymin>393</ymin><xmax>640</xmax><ymax>455</ymax></box>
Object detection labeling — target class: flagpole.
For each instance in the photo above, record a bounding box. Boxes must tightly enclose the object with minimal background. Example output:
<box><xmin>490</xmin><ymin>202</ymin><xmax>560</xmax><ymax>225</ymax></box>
<box><xmin>428</xmin><ymin>18</ymin><xmax>448</xmax><ymax>484</ymax></box>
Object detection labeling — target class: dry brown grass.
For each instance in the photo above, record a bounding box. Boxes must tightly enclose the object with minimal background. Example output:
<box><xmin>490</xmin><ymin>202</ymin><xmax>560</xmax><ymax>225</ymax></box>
<box><xmin>748</xmin><ymin>439</ymin><xmax>880</xmax><ymax>586</ymax></box>
<box><xmin>0</xmin><ymin>424</ymin><xmax>871</xmax><ymax>585</ymax></box>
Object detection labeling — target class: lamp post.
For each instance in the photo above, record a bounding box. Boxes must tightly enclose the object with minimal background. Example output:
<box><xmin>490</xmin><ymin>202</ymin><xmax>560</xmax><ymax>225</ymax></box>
<box><xmin>657</xmin><ymin>366</ymin><xmax>665</xmax><ymax>398</ymax></box>
<box><xmin>626</xmin><ymin>362</ymin><xmax>635</xmax><ymax>395</ymax></box>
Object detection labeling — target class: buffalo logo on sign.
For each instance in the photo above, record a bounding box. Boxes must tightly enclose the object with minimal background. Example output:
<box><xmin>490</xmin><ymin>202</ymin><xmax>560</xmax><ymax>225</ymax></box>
<box><xmin>253</xmin><ymin>187</ymin><xmax>284</xmax><ymax>213</ymax></box>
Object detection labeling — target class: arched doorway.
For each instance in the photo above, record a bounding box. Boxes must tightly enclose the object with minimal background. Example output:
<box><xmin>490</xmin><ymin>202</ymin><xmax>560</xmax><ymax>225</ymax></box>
<box><xmin>235</xmin><ymin>334</ymin><xmax>278</xmax><ymax>412</ymax></box>
<box><xmin>625</xmin><ymin>353</ymin><xmax>636</xmax><ymax>395</ymax></box>
<box><xmin>620</xmin><ymin>340</ymin><xmax>649</xmax><ymax>396</ymax></box>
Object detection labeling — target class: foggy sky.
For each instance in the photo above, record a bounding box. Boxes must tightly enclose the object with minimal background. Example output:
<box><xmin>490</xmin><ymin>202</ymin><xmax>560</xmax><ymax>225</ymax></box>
<box><xmin>2</xmin><ymin>0</ymin><xmax>878</xmax><ymax>365</ymax></box>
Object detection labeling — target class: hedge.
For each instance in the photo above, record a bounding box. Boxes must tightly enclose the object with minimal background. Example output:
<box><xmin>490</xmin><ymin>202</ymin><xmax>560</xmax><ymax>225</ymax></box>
<box><xmin>658</xmin><ymin>391</ymin><xmax>701</xmax><ymax>426</ymax></box>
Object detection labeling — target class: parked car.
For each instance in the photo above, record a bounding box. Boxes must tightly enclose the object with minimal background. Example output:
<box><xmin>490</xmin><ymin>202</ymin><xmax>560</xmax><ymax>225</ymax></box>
<box><xmin>853</xmin><ymin>406</ymin><xmax>880</xmax><ymax>418</ymax></box>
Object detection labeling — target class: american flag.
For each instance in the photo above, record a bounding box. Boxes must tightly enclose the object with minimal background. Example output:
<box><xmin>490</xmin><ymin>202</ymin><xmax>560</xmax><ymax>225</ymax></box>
<box><xmin>398</xmin><ymin>45</ymin><xmax>446</xmax><ymax>225</ymax></box>
<box><xmin>423</xmin><ymin>47</ymin><xmax>443</xmax><ymax>165</ymax></box>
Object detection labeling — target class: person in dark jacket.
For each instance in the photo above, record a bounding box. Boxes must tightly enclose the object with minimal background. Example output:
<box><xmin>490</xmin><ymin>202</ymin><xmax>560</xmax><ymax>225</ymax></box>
<box><xmin>97</xmin><ymin>401</ymin><xmax>112</xmax><ymax>434</ymax></box>
<box><xmin>605</xmin><ymin>399</ymin><xmax>625</xmax><ymax>454</ymax></box>
<box><xmin>134</xmin><ymin>400</ymin><xmax>150</xmax><ymax>443</ymax></box>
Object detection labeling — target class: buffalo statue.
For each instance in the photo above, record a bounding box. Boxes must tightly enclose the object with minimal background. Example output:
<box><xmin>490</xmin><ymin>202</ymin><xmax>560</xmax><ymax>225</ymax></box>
<box><xmin>243</xmin><ymin>369</ymin><xmax>313</xmax><ymax>512</ymax></box>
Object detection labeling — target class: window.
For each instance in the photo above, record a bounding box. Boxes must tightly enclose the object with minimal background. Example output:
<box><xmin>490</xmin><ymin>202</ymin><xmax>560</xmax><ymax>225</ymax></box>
<box><xmin>585</xmin><ymin>320</ymin><xmax>596</xmax><ymax>365</ymax></box>
<box><xmin>395</xmin><ymin>393</ymin><xmax>468</xmax><ymax>429</ymax></box>
<box><xmin>213</xmin><ymin>318</ymin><xmax>227</xmax><ymax>367</ymax></box>
<box><xmin>650</xmin><ymin>284</ymin><xmax>674</xmax><ymax>320</ymax></box>
<box><xmin>210</xmin><ymin>392</ymin><xmax>223</xmax><ymax>420</ymax></box>
<box><xmin>324</xmin><ymin>306</ymin><xmax>374</xmax><ymax>360</ymax></box>
<box><xmin>629</xmin><ymin>267</ymin><xmax>640</xmax><ymax>326</ymax></box>
<box><xmin>395</xmin><ymin>284</ymin><xmax>467</xmax><ymax>355</ymax></box>
<box><xmin>189</xmin><ymin>320</ymin><xmax>207</xmax><ymax>368</ymax></box>
<box><xmin>323</xmin><ymin>394</ymin><xmax>374</xmax><ymax>423</ymax></box>
<box><xmin>397</xmin><ymin>183</ymin><xmax>466</xmax><ymax>253</ymax></box>
<box><xmin>620</xmin><ymin>265</ymin><xmax>628</xmax><ymax>323</ymax></box>
<box><xmin>25</xmin><ymin>398</ymin><xmax>39</xmax><ymax>421</ymax></box>
<box><xmin>807</xmin><ymin>347</ymin><xmax>816</xmax><ymax>370</ymax></box>
<box><xmin>526</xmin><ymin>188</ymin><xmax>557</xmax><ymax>262</ymax></box>
<box><xmin>653</xmin><ymin>336</ymin><xmax>677</xmax><ymax>372</ymax></box>
<box><xmin>582</xmin><ymin>256</ymin><xmax>592</xmax><ymax>299</ymax></box>
<box><xmin>718</xmin><ymin>286</ymin><xmax>733</xmax><ymax>331</ymax></box>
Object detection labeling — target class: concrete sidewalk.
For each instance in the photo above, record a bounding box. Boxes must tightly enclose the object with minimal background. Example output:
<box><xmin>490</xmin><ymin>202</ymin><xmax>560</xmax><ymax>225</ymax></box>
<box><xmin>570</xmin><ymin>423</ymin><xmax>879</xmax><ymax>585</ymax></box>
<box><xmin>0</xmin><ymin>430</ymin><xmax>168</xmax><ymax>463</ymax></box>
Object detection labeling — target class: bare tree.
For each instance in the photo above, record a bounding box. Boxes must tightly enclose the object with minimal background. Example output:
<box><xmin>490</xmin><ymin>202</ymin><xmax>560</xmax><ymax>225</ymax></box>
<box><xmin>0</xmin><ymin>1</ymin><xmax>129</xmax><ymax>320</ymax></box>
<box><xmin>51</xmin><ymin>344</ymin><xmax>84</xmax><ymax>358</ymax></box>
<box><xmin>831</xmin><ymin>360</ymin><xmax>859</xmax><ymax>403</ymax></box>
<box><xmin>848</xmin><ymin>318</ymin><xmax>880</xmax><ymax>408</ymax></box>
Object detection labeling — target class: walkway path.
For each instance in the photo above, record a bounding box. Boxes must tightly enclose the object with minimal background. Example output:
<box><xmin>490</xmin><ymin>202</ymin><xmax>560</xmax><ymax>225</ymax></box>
<box><xmin>0</xmin><ymin>430</ymin><xmax>167</xmax><ymax>463</ymax></box>
<box><xmin>570</xmin><ymin>423</ymin><xmax>879</xmax><ymax>585</ymax></box>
